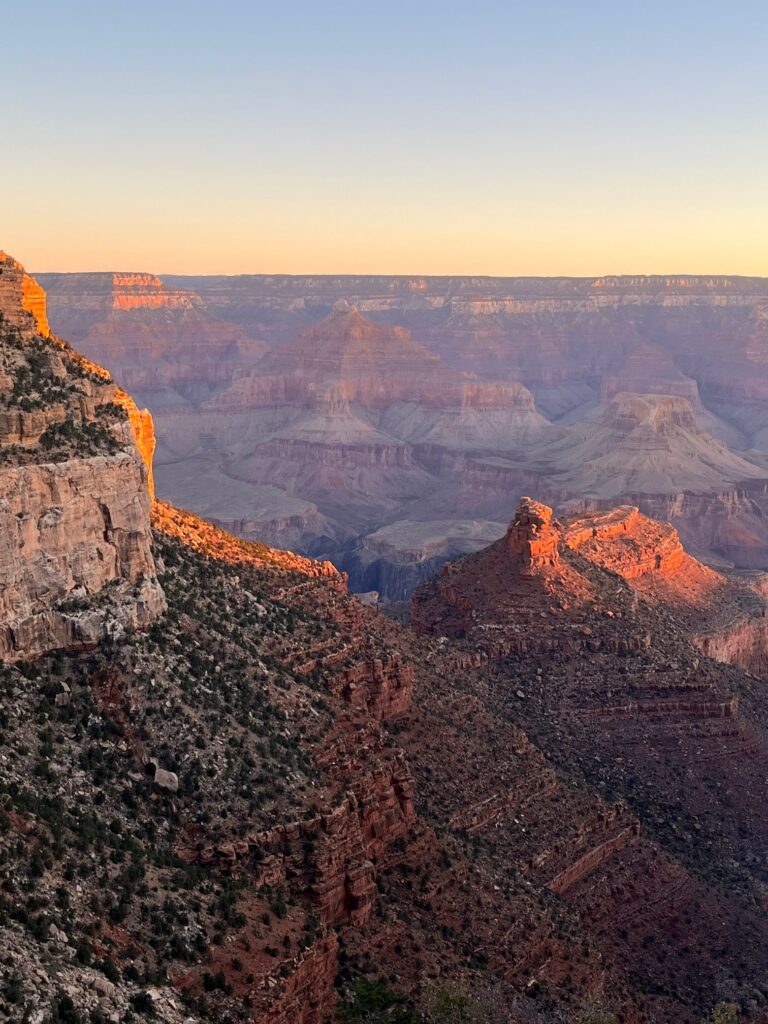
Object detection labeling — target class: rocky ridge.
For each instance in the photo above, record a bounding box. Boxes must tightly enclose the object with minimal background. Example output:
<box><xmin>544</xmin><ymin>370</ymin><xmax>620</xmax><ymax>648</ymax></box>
<box><xmin>38</xmin><ymin>271</ymin><xmax>266</xmax><ymax>410</ymax></box>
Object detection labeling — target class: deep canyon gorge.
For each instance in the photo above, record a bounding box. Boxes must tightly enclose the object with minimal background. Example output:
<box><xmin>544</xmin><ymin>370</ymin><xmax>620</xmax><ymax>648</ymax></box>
<box><xmin>37</xmin><ymin>271</ymin><xmax>768</xmax><ymax>602</ymax></box>
<box><xmin>0</xmin><ymin>251</ymin><xmax>767</xmax><ymax>1022</ymax></box>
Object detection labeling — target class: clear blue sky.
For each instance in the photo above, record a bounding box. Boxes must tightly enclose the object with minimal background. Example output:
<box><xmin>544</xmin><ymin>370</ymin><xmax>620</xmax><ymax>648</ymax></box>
<box><xmin>4</xmin><ymin>0</ymin><xmax>768</xmax><ymax>274</ymax></box>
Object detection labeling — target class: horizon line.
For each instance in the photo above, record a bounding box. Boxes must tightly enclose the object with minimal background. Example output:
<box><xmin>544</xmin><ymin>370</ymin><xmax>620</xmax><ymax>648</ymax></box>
<box><xmin>31</xmin><ymin>268</ymin><xmax>768</xmax><ymax>281</ymax></box>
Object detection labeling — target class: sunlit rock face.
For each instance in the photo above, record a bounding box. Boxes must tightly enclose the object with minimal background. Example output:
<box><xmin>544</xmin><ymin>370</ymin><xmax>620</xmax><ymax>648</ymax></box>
<box><xmin>558</xmin><ymin>504</ymin><xmax>768</xmax><ymax>676</ymax></box>
<box><xmin>0</xmin><ymin>253</ymin><xmax>165</xmax><ymax>661</ymax></box>
<box><xmin>0</xmin><ymin>252</ymin><xmax>50</xmax><ymax>337</ymax></box>
<box><xmin>113</xmin><ymin>388</ymin><xmax>157</xmax><ymax>498</ymax></box>
<box><xmin>506</xmin><ymin>496</ymin><xmax>560</xmax><ymax>574</ymax></box>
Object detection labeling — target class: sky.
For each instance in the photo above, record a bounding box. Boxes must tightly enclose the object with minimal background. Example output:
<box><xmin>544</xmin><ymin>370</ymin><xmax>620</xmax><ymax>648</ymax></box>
<box><xmin>3</xmin><ymin>0</ymin><xmax>768</xmax><ymax>275</ymax></box>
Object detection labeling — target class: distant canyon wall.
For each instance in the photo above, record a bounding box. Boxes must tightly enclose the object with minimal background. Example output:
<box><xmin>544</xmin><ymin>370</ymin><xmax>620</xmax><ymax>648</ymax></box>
<box><xmin>37</xmin><ymin>271</ymin><xmax>768</xmax><ymax>600</ymax></box>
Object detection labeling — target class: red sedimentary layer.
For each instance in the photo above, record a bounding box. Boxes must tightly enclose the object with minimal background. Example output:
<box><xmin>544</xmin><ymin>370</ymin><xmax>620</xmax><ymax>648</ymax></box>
<box><xmin>563</xmin><ymin>505</ymin><xmax>687</xmax><ymax>580</ymax></box>
<box><xmin>195</xmin><ymin>752</ymin><xmax>415</xmax><ymax>929</ymax></box>
<box><xmin>562</xmin><ymin>505</ymin><xmax>768</xmax><ymax>675</ymax></box>
<box><xmin>108</xmin><ymin>273</ymin><xmax>200</xmax><ymax>310</ymax></box>
<box><xmin>260</xmin><ymin>933</ymin><xmax>340</xmax><ymax>1024</ymax></box>
<box><xmin>506</xmin><ymin>495</ymin><xmax>561</xmax><ymax>574</ymax></box>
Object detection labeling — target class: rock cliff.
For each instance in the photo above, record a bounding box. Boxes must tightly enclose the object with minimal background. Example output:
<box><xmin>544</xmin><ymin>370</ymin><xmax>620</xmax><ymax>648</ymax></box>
<box><xmin>506</xmin><ymin>495</ymin><xmax>561</xmax><ymax>573</ymax></box>
<box><xmin>562</xmin><ymin>504</ymin><xmax>768</xmax><ymax>675</ymax></box>
<box><xmin>412</xmin><ymin>496</ymin><xmax>768</xmax><ymax>1017</ymax></box>
<box><xmin>0</xmin><ymin>251</ymin><xmax>50</xmax><ymax>337</ymax></box>
<box><xmin>0</xmin><ymin>254</ymin><xmax>164</xmax><ymax>661</ymax></box>
<box><xmin>38</xmin><ymin>271</ymin><xmax>265</xmax><ymax>409</ymax></box>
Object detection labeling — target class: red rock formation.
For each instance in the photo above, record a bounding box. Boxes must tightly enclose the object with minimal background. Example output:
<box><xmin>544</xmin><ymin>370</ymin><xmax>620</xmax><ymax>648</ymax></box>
<box><xmin>254</xmin><ymin>300</ymin><xmax>452</xmax><ymax>409</ymax></box>
<box><xmin>564</xmin><ymin>506</ymin><xmax>686</xmax><ymax>579</ymax></box>
<box><xmin>694</xmin><ymin>615</ymin><xmax>768</xmax><ymax>675</ymax></box>
<box><xmin>561</xmin><ymin>505</ymin><xmax>768</xmax><ymax>675</ymax></box>
<box><xmin>107</xmin><ymin>272</ymin><xmax>201</xmax><ymax>311</ymax></box>
<box><xmin>411</xmin><ymin>495</ymin><xmax>768</xmax><ymax>1019</ymax></box>
<box><xmin>196</xmin><ymin>754</ymin><xmax>415</xmax><ymax>928</ymax></box>
<box><xmin>260</xmin><ymin>933</ymin><xmax>339</xmax><ymax>1024</ymax></box>
<box><xmin>38</xmin><ymin>271</ymin><xmax>264</xmax><ymax>404</ymax></box>
<box><xmin>323</xmin><ymin>655</ymin><xmax>413</xmax><ymax>720</ymax></box>
<box><xmin>506</xmin><ymin>496</ymin><xmax>561</xmax><ymax>574</ymax></box>
<box><xmin>600</xmin><ymin>341</ymin><xmax>701</xmax><ymax>406</ymax></box>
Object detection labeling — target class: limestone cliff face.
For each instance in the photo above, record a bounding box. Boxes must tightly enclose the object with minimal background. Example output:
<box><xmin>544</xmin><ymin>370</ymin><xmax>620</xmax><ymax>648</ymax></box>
<box><xmin>0</xmin><ymin>455</ymin><xmax>163</xmax><ymax>660</ymax></box>
<box><xmin>38</xmin><ymin>271</ymin><xmax>202</xmax><ymax>313</ymax></box>
<box><xmin>113</xmin><ymin>388</ymin><xmax>157</xmax><ymax>498</ymax></box>
<box><xmin>0</xmin><ymin>252</ymin><xmax>50</xmax><ymax>337</ymax></box>
<box><xmin>0</xmin><ymin>252</ymin><xmax>164</xmax><ymax>661</ymax></box>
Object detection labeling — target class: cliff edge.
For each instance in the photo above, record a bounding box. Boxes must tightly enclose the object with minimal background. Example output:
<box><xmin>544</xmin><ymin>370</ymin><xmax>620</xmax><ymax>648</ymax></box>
<box><xmin>0</xmin><ymin>252</ymin><xmax>165</xmax><ymax>661</ymax></box>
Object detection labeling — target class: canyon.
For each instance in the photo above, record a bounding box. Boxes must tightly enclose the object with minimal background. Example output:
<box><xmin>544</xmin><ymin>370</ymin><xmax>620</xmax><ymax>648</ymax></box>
<box><xmin>2</xmin><ymin>252</ymin><xmax>768</xmax><ymax>1022</ymax></box>
<box><xmin>38</xmin><ymin>272</ymin><xmax>768</xmax><ymax>601</ymax></box>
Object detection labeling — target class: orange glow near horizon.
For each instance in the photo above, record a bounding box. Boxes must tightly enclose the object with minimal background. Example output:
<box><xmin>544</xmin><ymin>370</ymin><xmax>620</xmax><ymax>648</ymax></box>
<box><xmin>6</xmin><ymin>174</ymin><xmax>768</xmax><ymax>277</ymax></box>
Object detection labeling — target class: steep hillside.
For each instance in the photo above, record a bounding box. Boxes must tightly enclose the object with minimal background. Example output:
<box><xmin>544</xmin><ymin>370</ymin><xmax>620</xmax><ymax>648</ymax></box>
<box><xmin>414</xmin><ymin>498</ymin><xmax>768</xmax><ymax>1018</ymax></box>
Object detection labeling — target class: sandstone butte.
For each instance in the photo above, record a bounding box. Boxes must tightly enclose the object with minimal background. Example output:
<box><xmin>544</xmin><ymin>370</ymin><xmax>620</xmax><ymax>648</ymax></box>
<box><xmin>2</xmin><ymin>254</ymin><xmax>768</xmax><ymax>1023</ymax></box>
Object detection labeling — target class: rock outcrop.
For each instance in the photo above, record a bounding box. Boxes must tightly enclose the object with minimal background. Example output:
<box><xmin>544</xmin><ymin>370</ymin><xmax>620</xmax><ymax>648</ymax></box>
<box><xmin>0</xmin><ymin>252</ymin><xmax>50</xmax><ymax>337</ymax></box>
<box><xmin>0</xmin><ymin>253</ymin><xmax>164</xmax><ymax>661</ymax></box>
<box><xmin>506</xmin><ymin>496</ymin><xmax>560</xmax><ymax>573</ymax></box>
<box><xmin>411</xmin><ymin>495</ymin><xmax>768</xmax><ymax>1019</ymax></box>
<box><xmin>561</xmin><ymin>504</ymin><xmax>768</xmax><ymax>675</ymax></box>
<box><xmin>38</xmin><ymin>270</ymin><xmax>265</xmax><ymax>409</ymax></box>
<box><xmin>563</xmin><ymin>505</ymin><xmax>687</xmax><ymax>579</ymax></box>
<box><xmin>0</xmin><ymin>455</ymin><xmax>163</xmax><ymax>661</ymax></box>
